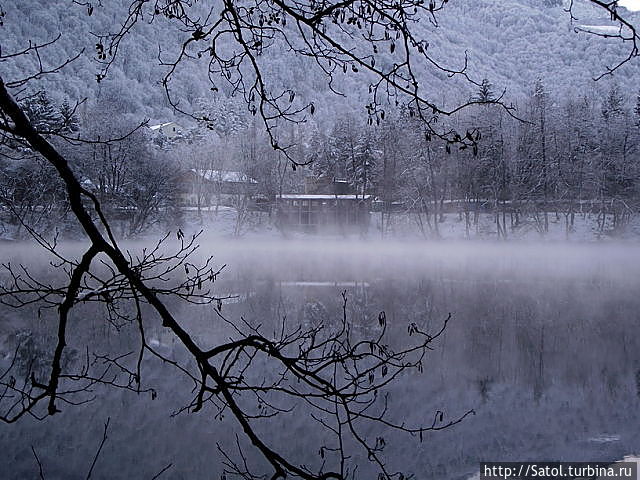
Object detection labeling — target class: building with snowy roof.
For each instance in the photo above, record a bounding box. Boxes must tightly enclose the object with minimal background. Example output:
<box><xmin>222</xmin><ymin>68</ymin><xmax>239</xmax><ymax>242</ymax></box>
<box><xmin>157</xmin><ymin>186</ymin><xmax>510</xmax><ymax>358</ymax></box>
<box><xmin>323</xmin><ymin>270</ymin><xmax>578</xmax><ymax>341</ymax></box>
<box><xmin>276</xmin><ymin>177</ymin><xmax>371</xmax><ymax>232</ymax></box>
<box><xmin>148</xmin><ymin>121</ymin><xmax>184</xmax><ymax>139</ymax></box>
<box><xmin>177</xmin><ymin>169</ymin><xmax>259</xmax><ymax>207</ymax></box>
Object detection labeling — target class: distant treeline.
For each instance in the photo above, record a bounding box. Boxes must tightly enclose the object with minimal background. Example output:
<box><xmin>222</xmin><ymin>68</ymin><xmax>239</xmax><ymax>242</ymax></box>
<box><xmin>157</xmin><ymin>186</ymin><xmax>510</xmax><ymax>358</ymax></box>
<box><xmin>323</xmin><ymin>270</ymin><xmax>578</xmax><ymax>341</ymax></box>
<box><xmin>2</xmin><ymin>79</ymin><xmax>640</xmax><ymax>239</ymax></box>
<box><xmin>298</xmin><ymin>79</ymin><xmax>640</xmax><ymax>238</ymax></box>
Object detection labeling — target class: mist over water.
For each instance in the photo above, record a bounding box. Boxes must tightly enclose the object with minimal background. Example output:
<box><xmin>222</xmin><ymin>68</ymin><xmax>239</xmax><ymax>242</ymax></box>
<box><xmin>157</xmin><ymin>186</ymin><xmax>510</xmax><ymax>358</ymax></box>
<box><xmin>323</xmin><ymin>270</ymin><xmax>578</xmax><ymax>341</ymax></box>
<box><xmin>1</xmin><ymin>239</ymin><xmax>640</xmax><ymax>479</ymax></box>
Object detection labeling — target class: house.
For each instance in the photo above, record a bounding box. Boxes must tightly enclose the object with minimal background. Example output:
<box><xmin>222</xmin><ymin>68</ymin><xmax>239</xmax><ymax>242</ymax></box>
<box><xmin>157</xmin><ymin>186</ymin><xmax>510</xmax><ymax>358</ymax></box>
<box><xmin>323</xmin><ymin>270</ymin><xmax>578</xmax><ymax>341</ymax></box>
<box><xmin>177</xmin><ymin>169</ymin><xmax>258</xmax><ymax>207</ymax></box>
<box><xmin>276</xmin><ymin>177</ymin><xmax>371</xmax><ymax>231</ymax></box>
<box><xmin>148</xmin><ymin>121</ymin><xmax>184</xmax><ymax>139</ymax></box>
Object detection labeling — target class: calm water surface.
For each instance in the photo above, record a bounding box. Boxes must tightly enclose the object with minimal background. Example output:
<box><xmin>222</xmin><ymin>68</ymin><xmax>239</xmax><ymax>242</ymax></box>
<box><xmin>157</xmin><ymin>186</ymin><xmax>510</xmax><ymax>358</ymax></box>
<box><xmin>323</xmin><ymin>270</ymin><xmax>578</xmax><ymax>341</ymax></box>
<box><xmin>1</xmin><ymin>240</ymin><xmax>639</xmax><ymax>479</ymax></box>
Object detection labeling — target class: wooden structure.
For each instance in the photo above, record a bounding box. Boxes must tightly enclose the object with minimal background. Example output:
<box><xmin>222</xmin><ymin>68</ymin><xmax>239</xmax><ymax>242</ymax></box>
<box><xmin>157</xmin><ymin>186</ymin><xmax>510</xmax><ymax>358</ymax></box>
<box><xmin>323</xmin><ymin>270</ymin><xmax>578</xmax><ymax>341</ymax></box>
<box><xmin>276</xmin><ymin>178</ymin><xmax>371</xmax><ymax>231</ymax></box>
<box><xmin>276</xmin><ymin>194</ymin><xmax>371</xmax><ymax>231</ymax></box>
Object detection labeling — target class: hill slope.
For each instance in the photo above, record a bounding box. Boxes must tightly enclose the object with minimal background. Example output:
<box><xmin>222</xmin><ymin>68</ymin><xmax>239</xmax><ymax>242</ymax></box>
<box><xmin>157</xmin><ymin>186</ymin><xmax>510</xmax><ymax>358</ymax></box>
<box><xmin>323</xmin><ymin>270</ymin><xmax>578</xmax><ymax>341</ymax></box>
<box><xmin>1</xmin><ymin>0</ymin><xmax>639</xmax><ymax>124</ymax></box>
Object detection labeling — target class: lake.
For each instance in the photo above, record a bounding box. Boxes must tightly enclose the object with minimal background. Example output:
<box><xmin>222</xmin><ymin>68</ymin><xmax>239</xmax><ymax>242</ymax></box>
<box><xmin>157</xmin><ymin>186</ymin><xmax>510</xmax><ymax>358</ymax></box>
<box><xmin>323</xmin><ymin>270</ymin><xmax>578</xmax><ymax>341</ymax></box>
<box><xmin>1</xmin><ymin>239</ymin><xmax>639</xmax><ymax>479</ymax></box>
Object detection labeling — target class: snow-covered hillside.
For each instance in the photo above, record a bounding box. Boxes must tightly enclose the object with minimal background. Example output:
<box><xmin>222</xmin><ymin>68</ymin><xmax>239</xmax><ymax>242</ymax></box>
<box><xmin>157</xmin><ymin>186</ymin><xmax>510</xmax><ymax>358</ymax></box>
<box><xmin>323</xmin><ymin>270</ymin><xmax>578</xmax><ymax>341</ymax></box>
<box><xmin>1</xmin><ymin>0</ymin><xmax>639</xmax><ymax>123</ymax></box>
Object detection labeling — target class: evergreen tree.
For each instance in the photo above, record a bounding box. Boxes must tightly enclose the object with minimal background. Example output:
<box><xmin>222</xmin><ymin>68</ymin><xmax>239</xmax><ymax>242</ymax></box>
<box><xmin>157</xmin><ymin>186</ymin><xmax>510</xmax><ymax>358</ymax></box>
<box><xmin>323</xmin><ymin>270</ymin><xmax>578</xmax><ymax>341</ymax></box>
<box><xmin>471</xmin><ymin>79</ymin><xmax>497</xmax><ymax>103</ymax></box>
<box><xmin>59</xmin><ymin>101</ymin><xmax>80</xmax><ymax>133</ymax></box>
<box><xmin>601</xmin><ymin>84</ymin><xmax>625</xmax><ymax>120</ymax></box>
<box><xmin>329</xmin><ymin>116</ymin><xmax>359</xmax><ymax>180</ymax></box>
<box><xmin>19</xmin><ymin>92</ymin><xmax>64</xmax><ymax>132</ymax></box>
<box><xmin>348</xmin><ymin>129</ymin><xmax>379</xmax><ymax>195</ymax></box>
<box><xmin>308</xmin><ymin>128</ymin><xmax>332</xmax><ymax>179</ymax></box>
<box><xmin>515</xmin><ymin>79</ymin><xmax>553</xmax><ymax>232</ymax></box>
<box><xmin>599</xmin><ymin>83</ymin><xmax>634</xmax><ymax>214</ymax></box>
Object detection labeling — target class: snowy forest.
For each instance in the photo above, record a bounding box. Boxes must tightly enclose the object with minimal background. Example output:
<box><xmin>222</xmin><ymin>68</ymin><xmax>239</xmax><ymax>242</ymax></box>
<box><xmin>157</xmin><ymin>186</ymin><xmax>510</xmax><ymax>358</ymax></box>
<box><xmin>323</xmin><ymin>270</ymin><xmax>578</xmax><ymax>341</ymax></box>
<box><xmin>6</xmin><ymin>75</ymin><xmax>640</xmax><ymax>239</ymax></box>
<box><xmin>2</xmin><ymin>1</ymin><xmax>640</xmax><ymax>240</ymax></box>
<box><xmin>2</xmin><ymin>1</ymin><xmax>640</xmax><ymax>479</ymax></box>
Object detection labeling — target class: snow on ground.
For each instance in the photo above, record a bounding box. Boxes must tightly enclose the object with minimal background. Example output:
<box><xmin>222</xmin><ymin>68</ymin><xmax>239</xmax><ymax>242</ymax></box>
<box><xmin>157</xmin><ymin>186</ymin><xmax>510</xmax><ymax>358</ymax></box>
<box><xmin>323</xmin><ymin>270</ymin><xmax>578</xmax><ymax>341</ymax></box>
<box><xmin>177</xmin><ymin>207</ymin><xmax>640</xmax><ymax>243</ymax></box>
<box><xmin>3</xmin><ymin>206</ymin><xmax>640</xmax><ymax>243</ymax></box>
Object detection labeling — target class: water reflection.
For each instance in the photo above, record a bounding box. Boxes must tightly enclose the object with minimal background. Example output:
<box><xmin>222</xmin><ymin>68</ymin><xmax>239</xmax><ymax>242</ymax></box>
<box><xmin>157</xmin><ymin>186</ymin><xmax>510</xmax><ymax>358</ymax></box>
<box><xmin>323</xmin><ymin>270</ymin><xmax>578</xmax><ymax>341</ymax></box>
<box><xmin>1</xmin><ymin>240</ymin><xmax>639</xmax><ymax>479</ymax></box>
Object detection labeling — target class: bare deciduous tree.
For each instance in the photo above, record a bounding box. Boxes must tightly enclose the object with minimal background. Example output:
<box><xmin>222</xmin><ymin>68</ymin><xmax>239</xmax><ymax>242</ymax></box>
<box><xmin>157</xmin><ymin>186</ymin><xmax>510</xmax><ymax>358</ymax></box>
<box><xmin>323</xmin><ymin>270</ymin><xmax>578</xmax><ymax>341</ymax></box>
<box><xmin>1</xmin><ymin>0</ymin><xmax>640</xmax><ymax>477</ymax></box>
<box><xmin>0</xmin><ymin>74</ymin><xmax>471</xmax><ymax>478</ymax></box>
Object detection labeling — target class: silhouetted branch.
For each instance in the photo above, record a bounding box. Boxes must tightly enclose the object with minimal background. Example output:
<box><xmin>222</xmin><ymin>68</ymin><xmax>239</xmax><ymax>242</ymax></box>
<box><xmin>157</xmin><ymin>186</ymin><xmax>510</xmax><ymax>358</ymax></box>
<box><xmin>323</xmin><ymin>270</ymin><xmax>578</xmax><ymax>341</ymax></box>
<box><xmin>0</xmin><ymin>76</ymin><xmax>467</xmax><ymax>478</ymax></box>
<box><xmin>569</xmin><ymin>0</ymin><xmax>640</xmax><ymax>79</ymax></box>
<box><xmin>150</xmin><ymin>462</ymin><xmax>174</xmax><ymax>480</ymax></box>
<box><xmin>88</xmin><ymin>0</ymin><xmax>518</xmax><ymax>166</ymax></box>
<box><xmin>86</xmin><ymin>417</ymin><xmax>110</xmax><ymax>480</ymax></box>
<box><xmin>31</xmin><ymin>445</ymin><xmax>45</xmax><ymax>480</ymax></box>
